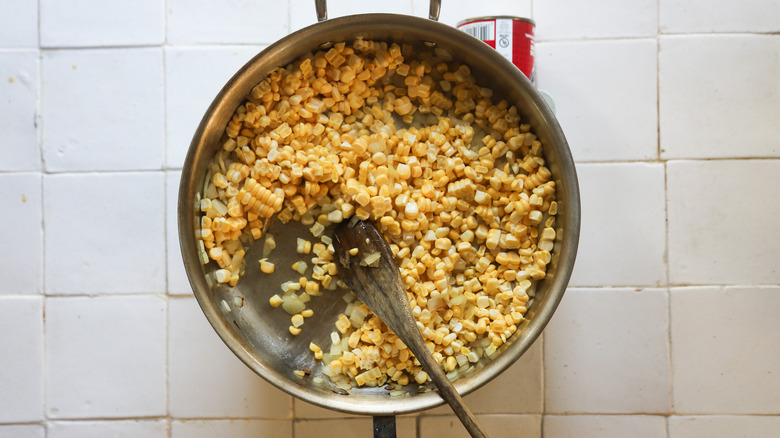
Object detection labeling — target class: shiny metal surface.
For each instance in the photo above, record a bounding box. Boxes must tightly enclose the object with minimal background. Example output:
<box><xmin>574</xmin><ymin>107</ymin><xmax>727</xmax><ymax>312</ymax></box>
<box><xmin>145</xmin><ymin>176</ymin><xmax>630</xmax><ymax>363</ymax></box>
<box><xmin>178</xmin><ymin>13</ymin><xmax>580</xmax><ymax>416</ymax></box>
<box><xmin>315</xmin><ymin>0</ymin><xmax>327</xmax><ymax>22</ymax></box>
<box><xmin>428</xmin><ymin>0</ymin><xmax>441</xmax><ymax>20</ymax></box>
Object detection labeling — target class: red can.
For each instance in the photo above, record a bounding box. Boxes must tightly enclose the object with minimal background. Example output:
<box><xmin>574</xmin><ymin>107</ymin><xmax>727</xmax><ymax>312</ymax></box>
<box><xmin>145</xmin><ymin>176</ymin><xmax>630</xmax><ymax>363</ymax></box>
<box><xmin>457</xmin><ymin>16</ymin><xmax>536</xmax><ymax>82</ymax></box>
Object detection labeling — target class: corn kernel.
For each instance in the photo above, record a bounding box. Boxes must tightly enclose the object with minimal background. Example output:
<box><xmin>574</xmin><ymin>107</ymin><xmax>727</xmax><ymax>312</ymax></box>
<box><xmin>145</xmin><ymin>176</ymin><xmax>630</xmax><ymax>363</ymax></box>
<box><xmin>297</xmin><ymin>238</ymin><xmax>312</xmax><ymax>254</ymax></box>
<box><xmin>260</xmin><ymin>259</ymin><xmax>275</xmax><ymax>274</ymax></box>
<box><xmin>485</xmin><ymin>229</ymin><xmax>501</xmax><ymax>250</ymax></box>
<box><xmin>269</xmin><ymin>294</ymin><xmax>283</xmax><ymax>307</ymax></box>
<box><xmin>292</xmin><ymin>260</ymin><xmax>308</xmax><ymax>274</ymax></box>
<box><xmin>263</xmin><ymin>236</ymin><xmax>276</xmax><ymax>257</ymax></box>
<box><xmin>215</xmin><ymin>269</ymin><xmax>231</xmax><ymax>283</ymax></box>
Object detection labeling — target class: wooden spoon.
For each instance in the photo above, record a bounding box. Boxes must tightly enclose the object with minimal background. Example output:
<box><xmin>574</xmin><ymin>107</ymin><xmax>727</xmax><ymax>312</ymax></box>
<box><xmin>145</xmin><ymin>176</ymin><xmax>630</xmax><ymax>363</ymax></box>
<box><xmin>333</xmin><ymin>219</ymin><xmax>489</xmax><ymax>438</ymax></box>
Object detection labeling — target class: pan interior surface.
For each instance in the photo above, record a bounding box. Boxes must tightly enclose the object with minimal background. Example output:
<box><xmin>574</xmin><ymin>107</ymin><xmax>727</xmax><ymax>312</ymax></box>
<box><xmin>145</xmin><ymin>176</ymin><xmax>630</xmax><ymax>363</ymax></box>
<box><xmin>179</xmin><ymin>13</ymin><xmax>579</xmax><ymax>416</ymax></box>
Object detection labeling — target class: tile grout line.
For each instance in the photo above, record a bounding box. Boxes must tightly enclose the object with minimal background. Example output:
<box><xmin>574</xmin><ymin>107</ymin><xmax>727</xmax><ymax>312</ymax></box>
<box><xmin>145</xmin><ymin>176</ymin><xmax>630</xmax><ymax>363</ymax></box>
<box><xmin>161</xmin><ymin>0</ymin><xmax>172</xmax><ymax>435</ymax></box>
<box><xmin>20</xmin><ymin>410</ymin><xmax>780</xmax><ymax>424</ymax></box>
<box><xmin>36</xmin><ymin>0</ymin><xmax>50</xmax><ymax>435</ymax></box>
<box><xmin>0</xmin><ymin>168</ymin><xmax>171</xmax><ymax>175</ymax></box>
<box><xmin>658</xmin><ymin>3</ymin><xmax>673</xmax><ymax>434</ymax></box>
<box><xmin>536</xmin><ymin>30</ymin><xmax>780</xmax><ymax>45</ymax></box>
<box><xmin>163</xmin><ymin>172</ymin><xmax>172</xmax><ymax>437</ymax></box>
<box><xmin>664</xmin><ymin>161</ymin><xmax>676</xmax><ymax>424</ymax></box>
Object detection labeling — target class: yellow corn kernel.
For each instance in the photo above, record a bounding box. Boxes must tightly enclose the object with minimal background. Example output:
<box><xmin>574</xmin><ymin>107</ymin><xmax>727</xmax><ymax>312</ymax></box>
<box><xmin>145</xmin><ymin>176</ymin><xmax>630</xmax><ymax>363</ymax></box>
<box><xmin>327</xmin><ymin>209</ymin><xmax>344</xmax><ymax>223</ymax></box>
<box><xmin>208</xmin><ymin>247</ymin><xmax>223</xmax><ymax>260</ymax></box>
<box><xmin>414</xmin><ymin>370</ymin><xmax>429</xmax><ymax>384</ymax></box>
<box><xmin>435</xmin><ymin>237</ymin><xmax>452</xmax><ymax>250</ymax></box>
<box><xmin>269</xmin><ymin>294</ymin><xmax>283</xmax><ymax>307</ymax></box>
<box><xmin>296</xmin><ymin>238</ymin><xmax>312</xmax><ymax>254</ymax></box>
<box><xmin>292</xmin><ymin>260</ymin><xmax>308</xmax><ymax>274</ymax></box>
<box><xmin>305</xmin><ymin>281</ymin><xmax>320</xmax><ymax>294</ymax></box>
<box><xmin>485</xmin><ymin>228</ymin><xmax>501</xmax><ymax>250</ymax></box>
<box><xmin>310</xmin><ymin>222</ymin><xmax>325</xmax><ymax>238</ymax></box>
<box><xmin>335</xmin><ymin>314</ymin><xmax>351</xmax><ymax>334</ymax></box>
<box><xmin>259</xmin><ymin>259</ymin><xmax>275</xmax><ymax>274</ymax></box>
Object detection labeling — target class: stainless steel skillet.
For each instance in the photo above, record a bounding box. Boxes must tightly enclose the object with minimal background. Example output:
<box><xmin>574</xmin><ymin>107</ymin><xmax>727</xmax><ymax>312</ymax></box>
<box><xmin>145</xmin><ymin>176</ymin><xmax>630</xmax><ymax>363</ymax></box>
<box><xmin>178</xmin><ymin>0</ymin><xmax>579</xmax><ymax>433</ymax></box>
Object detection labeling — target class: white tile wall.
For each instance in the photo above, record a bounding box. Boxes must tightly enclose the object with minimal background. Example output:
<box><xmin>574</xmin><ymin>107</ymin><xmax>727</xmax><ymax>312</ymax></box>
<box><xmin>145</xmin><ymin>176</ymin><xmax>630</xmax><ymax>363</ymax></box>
<box><xmin>167</xmin><ymin>0</ymin><xmax>288</xmax><ymax>44</ymax></box>
<box><xmin>545</xmin><ymin>288</ymin><xmax>670</xmax><ymax>414</ymax></box>
<box><xmin>0</xmin><ymin>297</ymin><xmax>43</xmax><ymax>422</ymax></box>
<box><xmin>0</xmin><ymin>50</ymin><xmax>40</xmax><ymax>171</ymax></box>
<box><xmin>536</xmin><ymin>39</ymin><xmax>658</xmax><ymax>162</ymax></box>
<box><xmin>166</xmin><ymin>170</ymin><xmax>190</xmax><ymax>294</ymax></box>
<box><xmin>292</xmin><ymin>399</ymin><xmax>360</xmax><ymax>420</ymax></box>
<box><xmin>0</xmin><ymin>0</ymin><xmax>38</xmax><ymax>48</ymax></box>
<box><xmin>418</xmin><ymin>415</ymin><xmax>540</xmax><ymax>438</ymax></box>
<box><xmin>0</xmin><ymin>425</ymin><xmax>45</xmax><ymax>438</ymax></box>
<box><xmin>172</xmin><ymin>419</ymin><xmax>292</xmax><ymax>438</ymax></box>
<box><xmin>44</xmin><ymin>172</ymin><xmax>166</xmax><ymax>294</ymax></box>
<box><xmin>544</xmin><ymin>415</ymin><xmax>667</xmax><ymax>438</ymax></box>
<box><xmin>568</xmin><ymin>163</ymin><xmax>666</xmax><ymax>287</ymax></box>
<box><xmin>670</xmin><ymin>286</ymin><xmax>780</xmax><ymax>414</ymax></box>
<box><xmin>659</xmin><ymin>35</ymin><xmax>780</xmax><ymax>159</ymax></box>
<box><xmin>534</xmin><ymin>0</ymin><xmax>658</xmax><ymax>40</ymax></box>
<box><xmin>660</xmin><ymin>0</ymin><xmax>780</xmax><ymax>33</ymax></box>
<box><xmin>41</xmin><ymin>48</ymin><xmax>164</xmax><ymax>172</ymax></box>
<box><xmin>47</xmin><ymin>420</ymin><xmax>168</xmax><ymax>438</ymax></box>
<box><xmin>40</xmin><ymin>0</ymin><xmax>164</xmax><ymax>47</ymax></box>
<box><xmin>668</xmin><ymin>415</ymin><xmax>780</xmax><ymax>438</ymax></box>
<box><xmin>667</xmin><ymin>160</ymin><xmax>780</xmax><ymax>285</ymax></box>
<box><xmin>168</xmin><ymin>297</ymin><xmax>292</xmax><ymax>419</ymax></box>
<box><xmin>45</xmin><ymin>296</ymin><xmax>167</xmax><ymax>419</ymax></box>
<box><xmin>2</xmin><ymin>0</ymin><xmax>779</xmax><ymax>436</ymax></box>
<box><xmin>0</xmin><ymin>173</ymin><xmax>42</xmax><ymax>295</ymax></box>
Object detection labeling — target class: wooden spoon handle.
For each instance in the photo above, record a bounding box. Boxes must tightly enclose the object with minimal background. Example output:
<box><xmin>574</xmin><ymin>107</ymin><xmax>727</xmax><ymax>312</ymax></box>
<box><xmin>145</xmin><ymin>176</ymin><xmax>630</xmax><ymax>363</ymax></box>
<box><xmin>411</xmin><ymin>342</ymin><xmax>489</xmax><ymax>438</ymax></box>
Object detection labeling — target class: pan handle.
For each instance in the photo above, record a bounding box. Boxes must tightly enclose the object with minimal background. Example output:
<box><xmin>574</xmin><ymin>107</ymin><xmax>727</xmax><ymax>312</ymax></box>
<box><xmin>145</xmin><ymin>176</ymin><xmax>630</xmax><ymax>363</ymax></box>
<box><xmin>373</xmin><ymin>416</ymin><xmax>397</xmax><ymax>438</ymax></box>
<box><xmin>315</xmin><ymin>0</ymin><xmax>327</xmax><ymax>22</ymax></box>
<box><xmin>315</xmin><ymin>0</ymin><xmax>442</xmax><ymax>22</ymax></box>
<box><xmin>428</xmin><ymin>0</ymin><xmax>441</xmax><ymax>21</ymax></box>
